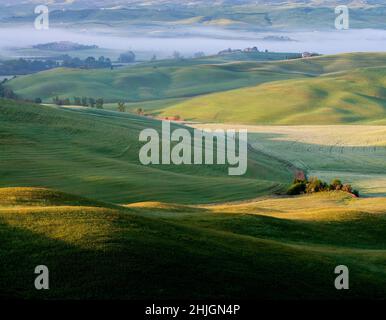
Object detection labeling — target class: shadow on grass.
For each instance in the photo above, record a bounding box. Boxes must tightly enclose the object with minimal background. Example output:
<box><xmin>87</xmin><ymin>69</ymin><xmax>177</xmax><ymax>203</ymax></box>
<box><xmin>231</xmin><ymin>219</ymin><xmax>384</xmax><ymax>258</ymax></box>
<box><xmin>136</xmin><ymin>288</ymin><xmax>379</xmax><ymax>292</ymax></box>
<box><xmin>2</xmin><ymin>209</ymin><xmax>386</xmax><ymax>300</ymax></box>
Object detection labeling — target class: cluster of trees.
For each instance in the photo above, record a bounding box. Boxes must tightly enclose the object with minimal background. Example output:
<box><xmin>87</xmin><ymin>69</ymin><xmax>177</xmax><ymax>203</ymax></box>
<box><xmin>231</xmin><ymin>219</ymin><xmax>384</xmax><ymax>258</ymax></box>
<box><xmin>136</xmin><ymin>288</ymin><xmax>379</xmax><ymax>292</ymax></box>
<box><xmin>118</xmin><ymin>52</ymin><xmax>136</xmax><ymax>63</ymax></box>
<box><xmin>116</xmin><ymin>104</ymin><xmax>148</xmax><ymax>116</ymax></box>
<box><xmin>135</xmin><ymin>108</ymin><xmax>144</xmax><ymax>115</ymax></box>
<box><xmin>171</xmin><ymin>51</ymin><xmax>205</xmax><ymax>60</ymax></box>
<box><xmin>0</xmin><ymin>58</ymin><xmax>59</xmax><ymax>75</ymax></box>
<box><xmin>53</xmin><ymin>96</ymin><xmax>104</xmax><ymax>108</ymax></box>
<box><xmin>193</xmin><ymin>52</ymin><xmax>205</xmax><ymax>58</ymax></box>
<box><xmin>117</xmin><ymin>102</ymin><xmax>126</xmax><ymax>112</ymax></box>
<box><xmin>287</xmin><ymin>177</ymin><xmax>359</xmax><ymax>197</ymax></box>
<box><xmin>33</xmin><ymin>42</ymin><xmax>98</xmax><ymax>51</ymax></box>
<box><xmin>61</xmin><ymin>55</ymin><xmax>112</xmax><ymax>69</ymax></box>
<box><xmin>0</xmin><ymin>81</ymin><xmax>17</xmax><ymax>99</ymax></box>
<box><xmin>173</xmin><ymin>51</ymin><xmax>182</xmax><ymax>60</ymax></box>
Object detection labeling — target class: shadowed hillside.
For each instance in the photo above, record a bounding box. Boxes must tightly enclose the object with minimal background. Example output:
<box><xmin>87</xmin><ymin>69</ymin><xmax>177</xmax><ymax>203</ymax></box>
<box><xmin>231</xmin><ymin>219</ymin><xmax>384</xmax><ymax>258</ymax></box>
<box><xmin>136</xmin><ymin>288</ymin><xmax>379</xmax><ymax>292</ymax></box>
<box><xmin>2</xmin><ymin>188</ymin><xmax>386</xmax><ymax>299</ymax></box>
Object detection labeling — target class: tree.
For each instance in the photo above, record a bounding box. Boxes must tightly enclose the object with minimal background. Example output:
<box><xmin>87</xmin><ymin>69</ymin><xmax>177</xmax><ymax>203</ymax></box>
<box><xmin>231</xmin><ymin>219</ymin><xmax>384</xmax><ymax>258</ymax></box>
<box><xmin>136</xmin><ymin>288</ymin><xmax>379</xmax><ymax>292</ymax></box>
<box><xmin>306</xmin><ymin>177</ymin><xmax>327</xmax><ymax>193</ymax></box>
<box><xmin>53</xmin><ymin>96</ymin><xmax>61</xmax><ymax>105</ymax></box>
<box><xmin>117</xmin><ymin>102</ymin><xmax>126</xmax><ymax>112</ymax></box>
<box><xmin>88</xmin><ymin>97</ymin><xmax>96</xmax><ymax>108</ymax></box>
<box><xmin>0</xmin><ymin>84</ymin><xmax>17</xmax><ymax>99</ymax></box>
<box><xmin>96</xmin><ymin>98</ymin><xmax>104</xmax><ymax>109</ymax></box>
<box><xmin>331</xmin><ymin>179</ymin><xmax>343</xmax><ymax>190</ymax></box>
<box><xmin>81</xmin><ymin>97</ymin><xmax>88</xmax><ymax>107</ymax></box>
<box><xmin>173</xmin><ymin>51</ymin><xmax>182</xmax><ymax>60</ymax></box>
<box><xmin>74</xmin><ymin>97</ymin><xmax>81</xmax><ymax>105</ymax></box>
<box><xmin>342</xmin><ymin>184</ymin><xmax>353</xmax><ymax>193</ymax></box>
<box><xmin>118</xmin><ymin>52</ymin><xmax>136</xmax><ymax>63</ymax></box>
<box><xmin>194</xmin><ymin>52</ymin><xmax>205</xmax><ymax>58</ymax></box>
<box><xmin>287</xmin><ymin>182</ymin><xmax>306</xmax><ymax>195</ymax></box>
<box><xmin>84</xmin><ymin>57</ymin><xmax>96</xmax><ymax>68</ymax></box>
<box><xmin>135</xmin><ymin>107</ymin><xmax>143</xmax><ymax>115</ymax></box>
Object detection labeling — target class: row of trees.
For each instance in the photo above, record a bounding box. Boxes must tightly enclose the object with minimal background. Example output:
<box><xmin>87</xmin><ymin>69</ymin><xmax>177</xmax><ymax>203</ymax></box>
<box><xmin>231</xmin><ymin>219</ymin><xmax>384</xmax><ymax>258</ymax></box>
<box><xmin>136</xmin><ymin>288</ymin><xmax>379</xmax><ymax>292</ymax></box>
<box><xmin>0</xmin><ymin>58</ymin><xmax>59</xmax><ymax>75</ymax></box>
<box><xmin>61</xmin><ymin>55</ymin><xmax>112</xmax><ymax>69</ymax></box>
<box><xmin>53</xmin><ymin>96</ymin><xmax>104</xmax><ymax>108</ymax></box>
<box><xmin>0</xmin><ymin>52</ymin><xmax>139</xmax><ymax>77</ymax></box>
<box><xmin>0</xmin><ymin>55</ymin><xmax>114</xmax><ymax>77</ymax></box>
<box><xmin>287</xmin><ymin>177</ymin><xmax>359</xmax><ymax>197</ymax></box>
<box><xmin>0</xmin><ymin>51</ymin><xmax>205</xmax><ymax>77</ymax></box>
<box><xmin>117</xmin><ymin>103</ymin><xmax>142</xmax><ymax>114</ymax></box>
<box><xmin>50</xmin><ymin>98</ymin><xmax>150</xmax><ymax>115</ymax></box>
<box><xmin>117</xmin><ymin>103</ymin><xmax>145</xmax><ymax>115</ymax></box>
<box><xmin>117</xmin><ymin>104</ymin><xmax>159</xmax><ymax>119</ymax></box>
<box><xmin>171</xmin><ymin>51</ymin><xmax>206</xmax><ymax>60</ymax></box>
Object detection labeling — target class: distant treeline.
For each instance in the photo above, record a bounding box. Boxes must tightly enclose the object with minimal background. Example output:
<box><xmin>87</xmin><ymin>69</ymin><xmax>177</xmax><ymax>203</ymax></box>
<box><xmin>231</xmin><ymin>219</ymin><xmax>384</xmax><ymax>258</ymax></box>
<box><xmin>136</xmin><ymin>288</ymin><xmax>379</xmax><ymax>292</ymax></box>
<box><xmin>60</xmin><ymin>55</ymin><xmax>112</xmax><ymax>69</ymax></box>
<box><xmin>0</xmin><ymin>55</ymin><xmax>113</xmax><ymax>76</ymax></box>
<box><xmin>0</xmin><ymin>59</ymin><xmax>59</xmax><ymax>75</ymax></box>
<box><xmin>53</xmin><ymin>96</ymin><xmax>104</xmax><ymax>109</ymax></box>
<box><xmin>33</xmin><ymin>42</ymin><xmax>98</xmax><ymax>51</ymax></box>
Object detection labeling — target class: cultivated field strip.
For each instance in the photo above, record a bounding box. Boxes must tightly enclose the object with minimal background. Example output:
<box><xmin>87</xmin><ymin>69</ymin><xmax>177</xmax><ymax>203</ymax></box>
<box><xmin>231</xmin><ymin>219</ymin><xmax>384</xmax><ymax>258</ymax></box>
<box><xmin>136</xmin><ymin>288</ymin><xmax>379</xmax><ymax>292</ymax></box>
<box><xmin>0</xmin><ymin>100</ymin><xmax>292</xmax><ymax>204</ymax></box>
<box><xmin>192</xmin><ymin>124</ymin><xmax>386</xmax><ymax>196</ymax></box>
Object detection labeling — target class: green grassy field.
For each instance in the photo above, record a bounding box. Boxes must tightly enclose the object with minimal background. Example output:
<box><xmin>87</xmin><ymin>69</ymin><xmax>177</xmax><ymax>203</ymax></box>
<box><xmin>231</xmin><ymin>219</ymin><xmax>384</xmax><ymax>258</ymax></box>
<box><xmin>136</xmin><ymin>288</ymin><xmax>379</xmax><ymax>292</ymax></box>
<box><xmin>0</xmin><ymin>99</ymin><xmax>292</xmax><ymax>204</ymax></box>
<box><xmin>2</xmin><ymin>187</ymin><xmax>386</xmax><ymax>299</ymax></box>
<box><xmin>160</xmin><ymin>59</ymin><xmax>386</xmax><ymax>124</ymax></box>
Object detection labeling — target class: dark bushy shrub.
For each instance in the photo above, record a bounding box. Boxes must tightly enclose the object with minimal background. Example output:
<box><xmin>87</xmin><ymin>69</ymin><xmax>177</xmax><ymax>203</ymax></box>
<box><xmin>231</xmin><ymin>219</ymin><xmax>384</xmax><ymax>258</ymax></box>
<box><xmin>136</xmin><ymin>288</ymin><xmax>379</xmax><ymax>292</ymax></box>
<box><xmin>331</xmin><ymin>179</ymin><xmax>343</xmax><ymax>190</ymax></box>
<box><xmin>306</xmin><ymin>177</ymin><xmax>328</xmax><ymax>193</ymax></box>
<box><xmin>342</xmin><ymin>184</ymin><xmax>353</xmax><ymax>193</ymax></box>
<box><xmin>286</xmin><ymin>176</ymin><xmax>359</xmax><ymax>197</ymax></box>
<box><xmin>287</xmin><ymin>182</ymin><xmax>306</xmax><ymax>195</ymax></box>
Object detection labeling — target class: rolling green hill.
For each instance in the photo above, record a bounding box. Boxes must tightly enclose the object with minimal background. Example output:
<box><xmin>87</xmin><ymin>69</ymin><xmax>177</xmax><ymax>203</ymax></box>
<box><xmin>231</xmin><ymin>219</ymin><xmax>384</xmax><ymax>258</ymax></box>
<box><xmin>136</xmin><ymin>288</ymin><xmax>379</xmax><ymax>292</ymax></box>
<box><xmin>160</xmin><ymin>59</ymin><xmax>386</xmax><ymax>125</ymax></box>
<box><xmin>2</xmin><ymin>187</ymin><xmax>386</xmax><ymax>299</ymax></box>
<box><xmin>0</xmin><ymin>98</ymin><xmax>291</xmax><ymax>204</ymax></box>
<box><xmin>6</xmin><ymin>53</ymin><xmax>386</xmax><ymax>124</ymax></box>
<box><xmin>6</xmin><ymin>55</ymin><xmax>310</xmax><ymax>104</ymax></box>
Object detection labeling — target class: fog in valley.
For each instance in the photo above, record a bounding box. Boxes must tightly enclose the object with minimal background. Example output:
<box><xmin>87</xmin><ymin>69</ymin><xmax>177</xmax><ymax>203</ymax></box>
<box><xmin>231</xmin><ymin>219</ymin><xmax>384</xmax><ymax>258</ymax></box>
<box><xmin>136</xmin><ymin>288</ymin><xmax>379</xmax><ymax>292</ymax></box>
<box><xmin>0</xmin><ymin>26</ymin><xmax>385</xmax><ymax>59</ymax></box>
